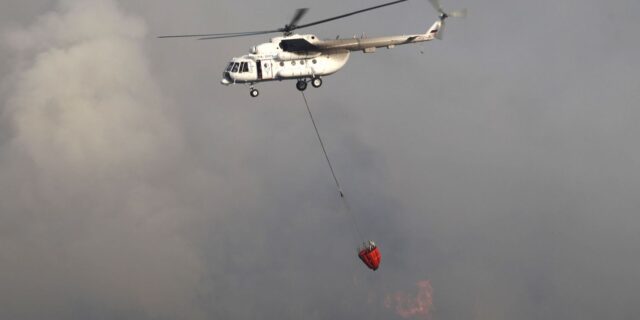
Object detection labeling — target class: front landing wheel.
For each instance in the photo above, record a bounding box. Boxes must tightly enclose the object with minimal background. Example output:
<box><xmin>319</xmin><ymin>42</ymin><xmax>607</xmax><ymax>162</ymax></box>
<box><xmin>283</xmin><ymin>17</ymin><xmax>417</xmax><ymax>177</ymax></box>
<box><xmin>250</xmin><ymin>88</ymin><xmax>259</xmax><ymax>97</ymax></box>
<box><xmin>311</xmin><ymin>77</ymin><xmax>323</xmax><ymax>88</ymax></box>
<box><xmin>296</xmin><ymin>80</ymin><xmax>307</xmax><ymax>91</ymax></box>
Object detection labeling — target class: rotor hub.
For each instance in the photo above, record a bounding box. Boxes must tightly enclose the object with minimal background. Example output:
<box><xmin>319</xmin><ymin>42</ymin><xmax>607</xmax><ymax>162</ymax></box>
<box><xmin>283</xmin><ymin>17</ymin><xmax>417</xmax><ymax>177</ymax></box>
<box><xmin>283</xmin><ymin>25</ymin><xmax>294</xmax><ymax>35</ymax></box>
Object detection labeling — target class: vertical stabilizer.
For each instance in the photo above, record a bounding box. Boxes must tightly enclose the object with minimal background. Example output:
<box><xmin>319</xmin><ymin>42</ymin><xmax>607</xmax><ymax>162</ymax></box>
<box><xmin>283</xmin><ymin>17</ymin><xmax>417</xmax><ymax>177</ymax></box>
<box><xmin>425</xmin><ymin>20</ymin><xmax>443</xmax><ymax>39</ymax></box>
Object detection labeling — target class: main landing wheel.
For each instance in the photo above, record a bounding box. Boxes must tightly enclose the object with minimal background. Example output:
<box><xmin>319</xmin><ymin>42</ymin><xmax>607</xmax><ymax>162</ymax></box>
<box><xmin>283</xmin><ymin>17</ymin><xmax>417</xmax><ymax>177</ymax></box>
<box><xmin>311</xmin><ymin>77</ymin><xmax>323</xmax><ymax>88</ymax></box>
<box><xmin>250</xmin><ymin>88</ymin><xmax>259</xmax><ymax>97</ymax></box>
<box><xmin>296</xmin><ymin>80</ymin><xmax>307</xmax><ymax>91</ymax></box>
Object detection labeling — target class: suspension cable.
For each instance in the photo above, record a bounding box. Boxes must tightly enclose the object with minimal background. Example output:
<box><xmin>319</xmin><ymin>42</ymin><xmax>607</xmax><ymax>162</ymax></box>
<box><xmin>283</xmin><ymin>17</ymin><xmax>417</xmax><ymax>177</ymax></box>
<box><xmin>301</xmin><ymin>92</ymin><xmax>363</xmax><ymax>241</ymax></box>
<box><xmin>301</xmin><ymin>92</ymin><xmax>343</xmax><ymax>197</ymax></box>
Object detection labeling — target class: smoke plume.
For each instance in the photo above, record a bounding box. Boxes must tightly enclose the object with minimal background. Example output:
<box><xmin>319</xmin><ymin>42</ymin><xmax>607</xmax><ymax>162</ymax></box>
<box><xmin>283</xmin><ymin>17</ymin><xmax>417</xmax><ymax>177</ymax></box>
<box><xmin>0</xmin><ymin>1</ymin><xmax>207</xmax><ymax>318</ymax></box>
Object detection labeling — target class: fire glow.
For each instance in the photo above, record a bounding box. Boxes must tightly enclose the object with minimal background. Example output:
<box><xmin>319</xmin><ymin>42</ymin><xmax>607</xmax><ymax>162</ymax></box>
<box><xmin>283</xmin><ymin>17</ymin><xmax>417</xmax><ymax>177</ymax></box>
<box><xmin>384</xmin><ymin>280</ymin><xmax>434</xmax><ymax>319</ymax></box>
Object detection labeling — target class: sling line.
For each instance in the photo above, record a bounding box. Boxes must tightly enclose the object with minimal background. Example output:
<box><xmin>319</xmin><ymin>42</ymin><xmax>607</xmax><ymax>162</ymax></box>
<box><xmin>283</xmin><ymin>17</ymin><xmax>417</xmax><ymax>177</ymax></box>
<box><xmin>301</xmin><ymin>92</ymin><xmax>363</xmax><ymax>241</ymax></box>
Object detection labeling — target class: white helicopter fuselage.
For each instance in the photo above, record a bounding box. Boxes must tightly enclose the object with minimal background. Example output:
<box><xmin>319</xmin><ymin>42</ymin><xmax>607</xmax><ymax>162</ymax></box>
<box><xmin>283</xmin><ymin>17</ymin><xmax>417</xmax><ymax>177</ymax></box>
<box><xmin>221</xmin><ymin>20</ymin><xmax>442</xmax><ymax>86</ymax></box>
<box><xmin>221</xmin><ymin>41</ymin><xmax>350</xmax><ymax>85</ymax></box>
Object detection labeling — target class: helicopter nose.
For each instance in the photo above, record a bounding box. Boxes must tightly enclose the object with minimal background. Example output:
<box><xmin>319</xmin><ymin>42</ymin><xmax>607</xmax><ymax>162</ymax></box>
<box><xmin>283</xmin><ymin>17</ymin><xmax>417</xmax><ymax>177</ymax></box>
<box><xmin>221</xmin><ymin>72</ymin><xmax>232</xmax><ymax>85</ymax></box>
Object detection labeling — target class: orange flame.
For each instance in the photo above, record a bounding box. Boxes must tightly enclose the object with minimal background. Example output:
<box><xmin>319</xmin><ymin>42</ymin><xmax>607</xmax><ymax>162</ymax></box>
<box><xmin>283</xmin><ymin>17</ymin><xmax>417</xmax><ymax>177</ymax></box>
<box><xmin>384</xmin><ymin>280</ymin><xmax>434</xmax><ymax>319</ymax></box>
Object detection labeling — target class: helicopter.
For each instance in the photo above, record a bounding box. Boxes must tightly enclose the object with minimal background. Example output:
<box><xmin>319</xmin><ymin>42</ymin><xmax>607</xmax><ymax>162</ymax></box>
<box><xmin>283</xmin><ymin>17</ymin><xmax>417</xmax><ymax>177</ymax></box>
<box><xmin>159</xmin><ymin>0</ymin><xmax>466</xmax><ymax>97</ymax></box>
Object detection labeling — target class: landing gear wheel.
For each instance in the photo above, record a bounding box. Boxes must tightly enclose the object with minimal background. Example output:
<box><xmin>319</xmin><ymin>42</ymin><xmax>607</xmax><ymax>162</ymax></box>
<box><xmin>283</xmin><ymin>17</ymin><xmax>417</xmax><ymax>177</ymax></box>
<box><xmin>250</xmin><ymin>88</ymin><xmax>259</xmax><ymax>97</ymax></box>
<box><xmin>311</xmin><ymin>77</ymin><xmax>323</xmax><ymax>88</ymax></box>
<box><xmin>296</xmin><ymin>80</ymin><xmax>307</xmax><ymax>91</ymax></box>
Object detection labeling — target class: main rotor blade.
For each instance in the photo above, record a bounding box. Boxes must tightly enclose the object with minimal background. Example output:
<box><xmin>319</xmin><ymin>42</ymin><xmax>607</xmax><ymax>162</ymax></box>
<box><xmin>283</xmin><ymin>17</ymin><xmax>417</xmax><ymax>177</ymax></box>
<box><xmin>158</xmin><ymin>30</ymin><xmax>280</xmax><ymax>39</ymax></box>
<box><xmin>160</xmin><ymin>0</ymin><xmax>408</xmax><ymax>40</ymax></box>
<box><xmin>288</xmin><ymin>8</ymin><xmax>309</xmax><ymax>28</ymax></box>
<box><xmin>198</xmin><ymin>30</ymin><xmax>281</xmax><ymax>40</ymax></box>
<box><xmin>294</xmin><ymin>0</ymin><xmax>408</xmax><ymax>31</ymax></box>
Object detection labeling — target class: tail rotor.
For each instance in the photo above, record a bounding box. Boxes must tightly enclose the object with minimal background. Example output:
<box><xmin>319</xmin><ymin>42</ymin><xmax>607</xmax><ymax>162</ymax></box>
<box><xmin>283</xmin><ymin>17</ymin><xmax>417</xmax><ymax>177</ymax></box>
<box><xmin>428</xmin><ymin>0</ymin><xmax>467</xmax><ymax>39</ymax></box>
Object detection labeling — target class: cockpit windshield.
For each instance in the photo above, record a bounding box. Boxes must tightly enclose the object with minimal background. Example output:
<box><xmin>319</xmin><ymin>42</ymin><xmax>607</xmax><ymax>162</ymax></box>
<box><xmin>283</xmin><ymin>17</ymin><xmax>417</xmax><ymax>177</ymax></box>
<box><xmin>228</xmin><ymin>61</ymin><xmax>252</xmax><ymax>73</ymax></box>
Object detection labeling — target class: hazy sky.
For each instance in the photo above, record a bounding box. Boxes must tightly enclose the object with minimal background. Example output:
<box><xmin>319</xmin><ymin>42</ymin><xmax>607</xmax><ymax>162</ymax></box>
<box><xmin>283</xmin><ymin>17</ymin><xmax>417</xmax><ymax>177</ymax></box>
<box><xmin>1</xmin><ymin>0</ymin><xmax>639</xmax><ymax>319</ymax></box>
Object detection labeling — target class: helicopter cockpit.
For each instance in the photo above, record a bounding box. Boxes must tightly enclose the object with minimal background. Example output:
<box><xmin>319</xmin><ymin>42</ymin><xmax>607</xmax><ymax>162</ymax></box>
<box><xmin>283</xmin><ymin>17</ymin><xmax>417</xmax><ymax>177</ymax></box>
<box><xmin>221</xmin><ymin>60</ymin><xmax>253</xmax><ymax>85</ymax></box>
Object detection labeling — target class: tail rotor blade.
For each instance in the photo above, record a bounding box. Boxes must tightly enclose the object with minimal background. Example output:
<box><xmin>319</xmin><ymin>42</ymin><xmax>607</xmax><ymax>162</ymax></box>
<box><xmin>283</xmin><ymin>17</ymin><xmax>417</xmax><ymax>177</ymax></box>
<box><xmin>428</xmin><ymin>0</ymin><xmax>444</xmax><ymax>13</ymax></box>
<box><xmin>428</xmin><ymin>0</ymin><xmax>467</xmax><ymax>19</ymax></box>
<box><xmin>449</xmin><ymin>8</ymin><xmax>468</xmax><ymax>18</ymax></box>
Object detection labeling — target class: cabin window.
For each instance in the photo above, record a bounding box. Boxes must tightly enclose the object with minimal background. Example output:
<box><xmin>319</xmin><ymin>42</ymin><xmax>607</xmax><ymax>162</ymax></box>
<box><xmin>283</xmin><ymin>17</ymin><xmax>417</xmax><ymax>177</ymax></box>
<box><xmin>231</xmin><ymin>63</ymin><xmax>239</xmax><ymax>72</ymax></box>
<box><xmin>291</xmin><ymin>61</ymin><xmax>296</xmax><ymax>66</ymax></box>
<box><xmin>280</xmin><ymin>61</ymin><xmax>285</xmax><ymax>67</ymax></box>
<box><xmin>300</xmin><ymin>60</ymin><xmax>305</xmax><ymax>65</ymax></box>
<box><xmin>242</xmin><ymin>62</ymin><xmax>249</xmax><ymax>73</ymax></box>
<box><xmin>312</xmin><ymin>59</ymin><xmax>317</xmax><ymax>64</ymax></box>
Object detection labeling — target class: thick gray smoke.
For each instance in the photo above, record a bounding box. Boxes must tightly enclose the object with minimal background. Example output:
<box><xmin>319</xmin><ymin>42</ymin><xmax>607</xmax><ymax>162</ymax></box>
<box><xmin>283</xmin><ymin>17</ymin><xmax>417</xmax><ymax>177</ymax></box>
<box><xmin>2</xmin><ymin>0</ymin><xmax>640</xmax><ymax>319</ymax></box>
<box><xmin>0</xmin><ymin>1</ymin><xmax>208</xmax><ymax>318</ymax></box>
